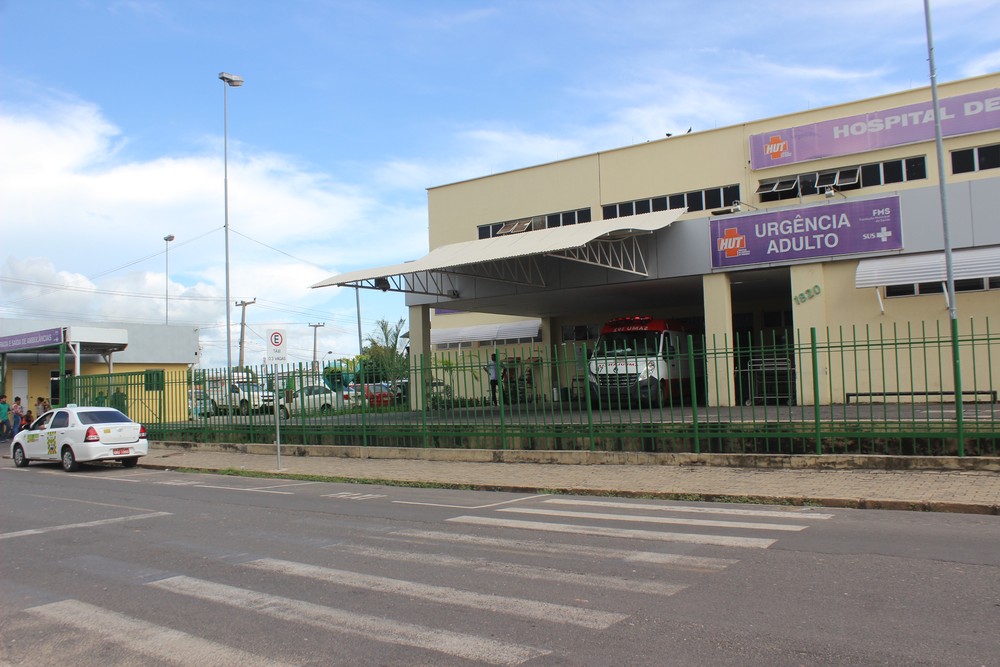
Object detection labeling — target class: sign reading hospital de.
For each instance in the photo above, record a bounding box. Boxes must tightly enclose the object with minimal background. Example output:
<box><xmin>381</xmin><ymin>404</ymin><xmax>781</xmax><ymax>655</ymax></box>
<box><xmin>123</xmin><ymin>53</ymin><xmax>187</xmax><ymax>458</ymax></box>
<box><xmin>749</xmin><ymin>88</ymin><xmax>1000</xmax><ymax>169</ymax></box>
<box><xmin>710</xmin><ymin>196</ymin><xmax>902</xmax><ymax>269</ymax></box>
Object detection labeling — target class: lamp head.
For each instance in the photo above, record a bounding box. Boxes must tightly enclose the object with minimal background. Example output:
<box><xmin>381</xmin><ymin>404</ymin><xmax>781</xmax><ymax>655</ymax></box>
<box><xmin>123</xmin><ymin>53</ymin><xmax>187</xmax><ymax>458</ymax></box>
<box><xmin>219</xmin><ymin>72</ymin><xmax>244</xmax><ymax>87</ymax></box>
<box><xmin>164</xmin><ymin>234</ymin><xmax>175</xmax><ymax>243</ymax></box>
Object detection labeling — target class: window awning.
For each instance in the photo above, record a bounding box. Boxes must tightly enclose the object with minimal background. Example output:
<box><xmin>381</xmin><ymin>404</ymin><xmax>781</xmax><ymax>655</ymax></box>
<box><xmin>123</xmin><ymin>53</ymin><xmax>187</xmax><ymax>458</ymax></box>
<box><xmin>430</xmin><ymin>318</ymin><xmax>542</xmax><ymax>345</ymax></box>
<box><xmin>311</xmin><ymin>207</ymin><xmax>686</xmax><ymax>297</ymax></box>
<box><xmin>855</xmin><ymin>246</ymin><xmax>1000</xmax><ymax>288</ymax></box>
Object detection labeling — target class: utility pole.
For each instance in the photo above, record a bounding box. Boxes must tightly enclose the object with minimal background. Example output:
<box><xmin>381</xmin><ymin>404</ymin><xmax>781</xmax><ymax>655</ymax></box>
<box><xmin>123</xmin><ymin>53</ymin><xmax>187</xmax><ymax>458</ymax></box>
<box><xmin>236</xmin><ymin>298</ymin><xmax>256</xmax><ymax>368</ymax></box>
<box><xmin>309</xmin><ymin>322</ymin><xmax>325</xmax><ymax>371</ymax></box>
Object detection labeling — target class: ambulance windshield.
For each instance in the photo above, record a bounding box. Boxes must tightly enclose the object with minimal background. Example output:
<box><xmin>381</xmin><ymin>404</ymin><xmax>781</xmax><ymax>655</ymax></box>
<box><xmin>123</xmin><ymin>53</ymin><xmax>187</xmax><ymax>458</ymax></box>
<box><xmin>593</xmin><ymin>331</ymin><xmax>661</xmax><ymax>357</ymax></box>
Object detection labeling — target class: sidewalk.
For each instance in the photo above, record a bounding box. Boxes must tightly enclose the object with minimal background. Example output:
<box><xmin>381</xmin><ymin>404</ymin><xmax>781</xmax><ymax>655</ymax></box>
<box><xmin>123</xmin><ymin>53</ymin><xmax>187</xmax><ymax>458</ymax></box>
<box><xmin>142</xmin><ymin>445</ymin><xmax>1000</xmax><ymax>515</ymax></box>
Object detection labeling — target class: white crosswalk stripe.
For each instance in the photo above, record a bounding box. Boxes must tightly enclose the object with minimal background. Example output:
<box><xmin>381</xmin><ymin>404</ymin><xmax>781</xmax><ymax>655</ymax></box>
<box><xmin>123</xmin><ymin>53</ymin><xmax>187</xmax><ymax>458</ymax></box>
<box><xmin>448</xmin><ymin>515</ymin><xmax>778</xmax><ymax>548</ymax></box>
<box><xmin>497</xmin><ymin>506</ymin><xmax>810</xmax><ymax>531</ymax></box>
<box><xmin>497</xmin><ymin>507</ymin><xmax>809</xmax><ymax>532</ymax></box>
<box><xmin>242</xmin><ymin>557</ymin><xmax>629</xmax><ymax>629</ymax></box>
<box><xmin>327</xmin><ymin>543</ymin><xmax>688</xmax><ymax>596</ymax></box>
<box><xmin>382</xmin><ymin>528</ymin><xmax>740</xmax><ymax>571</ymax></box>
<box><xmin>542</xmin><ymin>498</ymin><xmax>835</xmax><ymax>519</ymax></box>
<box><xmin>25</xmin><ymin>599</ymin><xmax>294</xmax><ymax>667</ymax></box>
<box><xmin>148</xmin><ymin>574</ymin><xmax>549</xmax><ymax>666</ymax></box>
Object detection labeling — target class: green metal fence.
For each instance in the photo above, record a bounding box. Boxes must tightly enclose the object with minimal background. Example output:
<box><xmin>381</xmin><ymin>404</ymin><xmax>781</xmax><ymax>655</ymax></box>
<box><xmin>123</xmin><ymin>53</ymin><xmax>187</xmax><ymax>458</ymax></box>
<box><xmin>68</xmin><ymin>319</ymin><xmax>1000</xmax><ymax>457</ymax></box>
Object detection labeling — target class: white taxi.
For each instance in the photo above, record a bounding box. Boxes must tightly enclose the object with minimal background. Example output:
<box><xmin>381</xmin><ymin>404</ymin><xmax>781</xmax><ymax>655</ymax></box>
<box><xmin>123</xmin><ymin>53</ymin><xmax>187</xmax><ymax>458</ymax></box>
<box><xmin>10</xmin><ymin>405</ymin><xmax>148</xmax><ymax>472</ymax></box>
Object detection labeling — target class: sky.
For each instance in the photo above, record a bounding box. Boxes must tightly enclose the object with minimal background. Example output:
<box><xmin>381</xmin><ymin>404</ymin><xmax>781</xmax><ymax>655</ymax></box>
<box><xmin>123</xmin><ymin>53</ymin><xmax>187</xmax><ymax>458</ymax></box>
<box><xmin>1</xmin><ymin>0</ymin><xmax>998</xmax><ymax>368</ymax></box>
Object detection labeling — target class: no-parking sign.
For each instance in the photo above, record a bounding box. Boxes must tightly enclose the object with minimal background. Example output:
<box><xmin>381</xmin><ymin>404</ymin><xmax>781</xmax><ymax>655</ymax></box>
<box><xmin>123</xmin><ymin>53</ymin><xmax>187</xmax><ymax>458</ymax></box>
<box><xmin>268</xmin><ymin>329</ymin><xmax>287</xmax><ymax>362</ymax></box>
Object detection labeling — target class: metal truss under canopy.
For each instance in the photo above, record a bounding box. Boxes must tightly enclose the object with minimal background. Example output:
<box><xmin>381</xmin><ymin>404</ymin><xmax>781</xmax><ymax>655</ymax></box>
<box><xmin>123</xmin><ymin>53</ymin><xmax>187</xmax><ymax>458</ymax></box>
<box><xmin>311</xmin><ymin>207</ymin><xmax>686</xmax><ymax>297</ymax></box>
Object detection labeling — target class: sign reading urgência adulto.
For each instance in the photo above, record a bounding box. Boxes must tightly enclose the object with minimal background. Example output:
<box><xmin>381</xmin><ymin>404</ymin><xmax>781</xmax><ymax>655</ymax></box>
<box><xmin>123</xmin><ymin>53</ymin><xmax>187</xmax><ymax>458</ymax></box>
<box><xmin>710</xmin><ymin>196</ymin><xmax>902</xmax><ymax>269</ymax></box>
<box><xmin>749</xmin><ymin>88</ymin><xmax>1000</xmax><ymax>169</ymax></box>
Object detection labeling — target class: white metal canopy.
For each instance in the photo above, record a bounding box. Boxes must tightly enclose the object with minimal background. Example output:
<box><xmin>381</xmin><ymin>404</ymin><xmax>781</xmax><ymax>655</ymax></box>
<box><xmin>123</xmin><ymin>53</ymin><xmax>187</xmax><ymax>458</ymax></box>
<box><xmin>311</xmin><ymin>208</ymin><xmax>686</xmax><ymax>297</ymax></box>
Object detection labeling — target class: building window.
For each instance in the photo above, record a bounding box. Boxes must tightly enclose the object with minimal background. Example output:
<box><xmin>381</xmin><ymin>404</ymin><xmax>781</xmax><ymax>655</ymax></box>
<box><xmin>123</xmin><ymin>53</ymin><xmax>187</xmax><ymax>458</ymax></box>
<box><xmin>561</xmin><ymin>324</ymin><xmax>600</xmax><ymax>341</ymax></box>
<box><xmin>478</xmin><ymin>207</ymin><xmax>591</xmax><ymax>238</ymax></box>
<box><xmin>686</xmin><ymin>191</ymin><xmax>704</xmax><ymax>212</ymax></box>
<box><xmin>952</xmin><ymin>143</ymin><xmax>1000</xmax><ymax>174</ymax></box>
<box><xmin>704</xmin><ymin>187</ymin><xmax>722</xmax><ymax>210</ymax></box>
<box><xmin>905</xmin><ymin>156</ymin><xmax>927</xmax><ymax>180</ymax></box>
<box><xmin>954</xmin><ymin>278</ymin><xmax>987</xmax><ymax>292</ymax></box>
<box><xmin>884</xmin><ymin>284</ymin><xmax>916</xmax><ymax>297</ymax></box>
<box><xmin>604</xmin><ymin>184</ymin><xmax>740</xmax><ymax>220</ymax></box>
<box><xmin>433</xmin><ymin>341</ymin><xmax>472</xmax><ymax>351</ymax></box>
<box><xmin>144</xmin><ymin>370</ymin><xmax>165</xmax><ymax>392</ymax></box>
<box><xmin>759</xmin><ymin>156</ymin><xmax>927</xmax><ymax>202</ymax></box>
<box><xmin>884</xmin><ymin>276</ymin><xmax>999</xmax><ymax>298</ymax></box>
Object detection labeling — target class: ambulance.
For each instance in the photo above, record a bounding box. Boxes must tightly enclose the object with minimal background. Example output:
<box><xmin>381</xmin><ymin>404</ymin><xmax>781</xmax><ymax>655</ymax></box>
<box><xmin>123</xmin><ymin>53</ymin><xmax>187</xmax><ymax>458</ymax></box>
<box><xmin>587</xmin><ymin>316</ymin><xmax>691</xmax><ymax>408</ymax></box>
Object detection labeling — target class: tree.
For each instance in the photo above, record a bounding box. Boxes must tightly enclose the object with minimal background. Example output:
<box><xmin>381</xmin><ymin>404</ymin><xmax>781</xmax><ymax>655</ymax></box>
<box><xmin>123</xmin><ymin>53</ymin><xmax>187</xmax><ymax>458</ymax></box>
<box><xmin>364</xmin><ymin>318</ymin><xmax>408</xmax><ymax>384</ymax></box>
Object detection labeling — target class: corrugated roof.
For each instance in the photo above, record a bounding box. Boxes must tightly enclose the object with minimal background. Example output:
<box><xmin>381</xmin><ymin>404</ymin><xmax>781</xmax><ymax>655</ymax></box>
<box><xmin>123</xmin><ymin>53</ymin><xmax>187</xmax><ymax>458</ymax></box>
<box><xmin>311</xmin><ymin>208</ymin><xmax>685</xmax><ymax>289</ymax></box>
<box><xmin>855</xmin><ymin>246</ymin><xmax>1000</xmax><ymax>288</ymax></box>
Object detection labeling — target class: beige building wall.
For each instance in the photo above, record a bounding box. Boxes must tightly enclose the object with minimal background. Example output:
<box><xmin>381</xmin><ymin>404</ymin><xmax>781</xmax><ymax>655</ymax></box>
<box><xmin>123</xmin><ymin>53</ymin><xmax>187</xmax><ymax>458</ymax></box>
<box><xmin>428</xmin><ymin>155</ymin><xmax>600</xmax><ymax>247</ymax></box>
<box><xmin>702</xmin><ymin>273</ymin><xmax>735</xmax><ymax>406</ymax></box>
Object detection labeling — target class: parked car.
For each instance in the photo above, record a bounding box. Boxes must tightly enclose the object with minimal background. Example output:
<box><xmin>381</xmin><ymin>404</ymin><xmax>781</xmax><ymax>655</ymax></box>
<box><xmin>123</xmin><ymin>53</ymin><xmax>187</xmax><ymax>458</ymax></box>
<box><xmin>387</xmin><ymin>378</ymin><xmax>450</xmax><ymax>406</ymax></box>
<box><xmin>359</xmin><ymin>383</ymin><xmax>394</xmax><ymax>408</ymax></box>
<box><xmin>288</xmin><ymin>385</ymin><xmax>345</xmax><ymax>417</ymax></box>
<box><xmin>338</xmin><ymin>386</ymin><xmax>365</xmax><ymax>409</ymax></box>
<box><xmin>391</xmin><ymin>379</ymin><xmax>409</xmax><ymax>403</ymax></box>
<box><xmin>10</xmin><ymin>405</ymin><xmax>148</xmax><ymax>471</ymax></box>
<box><xmin>188</xmin><ymin>390</ymin><xmax>215</xmax><ymax>419</ymax></box>
<box><xmin>207</xmin><ymin>380</ymin><xmax>279</xmax><ymax>416</ymax></box>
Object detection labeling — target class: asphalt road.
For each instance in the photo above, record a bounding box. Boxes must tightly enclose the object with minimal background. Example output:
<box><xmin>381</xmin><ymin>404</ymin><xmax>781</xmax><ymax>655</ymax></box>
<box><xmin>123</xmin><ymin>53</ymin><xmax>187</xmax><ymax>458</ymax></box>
<box><xmin>1</xmin><ymin>463</ymin><xmax>998</xmax><ymax>666</ymax></box>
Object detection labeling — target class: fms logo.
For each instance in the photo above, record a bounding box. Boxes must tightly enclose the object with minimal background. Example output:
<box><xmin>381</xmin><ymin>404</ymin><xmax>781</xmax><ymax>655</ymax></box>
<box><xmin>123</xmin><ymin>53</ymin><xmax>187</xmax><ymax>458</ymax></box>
<box><xmin>717</xmin><ymin>228</ymin><xmax>748</xmax><ymax>258</ymax></box>
<box><xmin>764</xmin><ymin>134</ymin><xmax>790</xmax><ymax>160</ymax></box>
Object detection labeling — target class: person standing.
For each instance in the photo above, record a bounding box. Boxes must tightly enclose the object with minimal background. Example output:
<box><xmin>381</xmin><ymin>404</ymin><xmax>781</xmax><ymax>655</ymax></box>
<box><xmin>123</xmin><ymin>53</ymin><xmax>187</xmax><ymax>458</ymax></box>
<box><xmin>0</xmin><ymin>395</ymin><xmax>9</xmax><ymax>440</ymax></box>
<box><xmin>35</xmin><ymin>396</ymin><xmax>46</xmax><ymax>415</ymax></box>
<box><xmin>484</xmin><ymin>354</ymin><xmax>499</xmax><ymax>406</ymax></box>
<box><xmin>10</xmin><ymin>396</ymin><xmax>24</xmax><ymax>435</ymax></box>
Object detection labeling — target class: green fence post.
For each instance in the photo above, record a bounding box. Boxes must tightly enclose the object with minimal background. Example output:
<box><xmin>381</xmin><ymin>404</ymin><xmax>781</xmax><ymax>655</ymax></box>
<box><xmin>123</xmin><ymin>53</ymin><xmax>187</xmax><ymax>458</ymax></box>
<box><xmin>496</xmin><ymin>346</ymin><xmax>507</xmax><ymax>450</ymax></box>
<box><xmin>420</xmin><ymin>353</ymin><xmax>429</xmax><ymax>449</ymax></box>
<box><xmin>951</xmin><ymin>317</ymin><xmax>965</xmax><ymax>457</ymax></box>
<box><xmin>811</xmin><ymin>327</ymin><xmax>822</xmax><ymax>455</ymax></box>
<box><xmin>582</xmin><ymin>348</ymin><xmax>595</xmax><ymax>452</ymax></box>
<box><xmin>687</xmin><ymin>334</ymin><xmax>700</xmax><ymax>455</ymax></box>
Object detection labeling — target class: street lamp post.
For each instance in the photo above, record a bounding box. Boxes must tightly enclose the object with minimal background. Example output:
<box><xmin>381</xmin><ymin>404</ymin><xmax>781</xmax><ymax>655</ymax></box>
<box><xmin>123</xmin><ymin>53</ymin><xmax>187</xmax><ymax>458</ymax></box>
<box><xmin>219</xmin><ymin>71</ymin><xmax>243</xmax><ymax>373</ymax></box>
<box><xmin>163</xmin><ymin>234</ymin><xmax>175</xmax><ymax>324</ymax></box>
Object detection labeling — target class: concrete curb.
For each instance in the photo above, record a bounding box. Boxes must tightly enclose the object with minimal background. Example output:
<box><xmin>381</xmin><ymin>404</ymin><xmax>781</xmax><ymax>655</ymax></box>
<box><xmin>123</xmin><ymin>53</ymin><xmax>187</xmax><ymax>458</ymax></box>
<box><xmin>153</xmin><ymin>441</ymin><xmax>1000</xmax><ymax>471</ymax></box>
<box><xmin>136</xmin><ymin>460</ymin><xmax>1000</xmax><ymax>515</ymax></box>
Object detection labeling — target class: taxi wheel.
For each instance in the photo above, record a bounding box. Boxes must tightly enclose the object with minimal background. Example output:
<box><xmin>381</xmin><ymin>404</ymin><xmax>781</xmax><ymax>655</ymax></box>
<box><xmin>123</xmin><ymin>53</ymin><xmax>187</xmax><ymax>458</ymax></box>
<box><xmin>121</xmin><ymin>457</ymin><xmax>139</xmax><ymax>468</ymax></box>
<box><xmin>61</xmin><ymin>446</ymin><xmax>79</xmax><ymax>472</ymax></box>
<box><xmin>12</xmin><ymin>444</ymin><xmax>29</xmax><ymax>467</ymax></box>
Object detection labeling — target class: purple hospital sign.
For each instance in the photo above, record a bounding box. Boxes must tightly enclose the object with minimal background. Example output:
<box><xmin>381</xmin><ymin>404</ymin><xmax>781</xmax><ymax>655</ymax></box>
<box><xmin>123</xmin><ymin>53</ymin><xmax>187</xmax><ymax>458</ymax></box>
<box><xmin>710</xmin><ymin>196</ymin><xmax>902</xmax><ymax>269</ymax></box>
<box><xmin>0</xmin><ymin>327</ymin><xmax>63</xmax><ymax>353</ymax></box>
<box><xmin>750</xmin><ymin>88</ymin><xmax>1000</xmax><ymax>169</ymax></box>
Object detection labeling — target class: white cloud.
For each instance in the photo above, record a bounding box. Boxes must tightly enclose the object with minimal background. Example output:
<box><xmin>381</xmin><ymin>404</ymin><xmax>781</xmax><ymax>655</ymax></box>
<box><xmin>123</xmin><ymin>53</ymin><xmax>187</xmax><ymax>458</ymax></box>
<box><xmin>962</xmin><ymin>49</ymin><xmax>1000</xmax><ymax>78</ymax></box>
<box><xmin>0</xmin><ymin>96</ymin><xmax>415</xmax><ymax>366</ymax></box>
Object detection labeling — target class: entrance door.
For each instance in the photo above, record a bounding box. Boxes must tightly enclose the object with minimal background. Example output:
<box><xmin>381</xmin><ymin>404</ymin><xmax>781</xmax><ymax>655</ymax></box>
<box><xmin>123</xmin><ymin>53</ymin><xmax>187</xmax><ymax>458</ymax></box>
<box><xmin>13</xmin><ymin>369</ymin><xmax>28</xmax><ymax>407</ymax></box>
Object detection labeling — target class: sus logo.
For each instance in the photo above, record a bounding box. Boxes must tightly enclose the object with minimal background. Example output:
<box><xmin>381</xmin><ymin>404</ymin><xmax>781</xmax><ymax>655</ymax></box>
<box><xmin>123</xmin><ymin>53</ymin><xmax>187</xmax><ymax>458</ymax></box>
<box><xmin>764</xmin><ymin>134</ymin><xmax>789</xmax><ymax>160</ymax></box>
<box><xmin>717</xmin><ymin>228</ymin><xmax>747</xmax><ymax>258</ymax></box>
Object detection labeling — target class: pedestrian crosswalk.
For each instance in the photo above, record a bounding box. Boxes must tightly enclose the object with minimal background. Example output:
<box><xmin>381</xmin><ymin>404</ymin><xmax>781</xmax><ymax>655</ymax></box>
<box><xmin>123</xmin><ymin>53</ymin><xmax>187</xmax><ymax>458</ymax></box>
<box><xmin>9</xmin><ymin>495</ymin><xmax>833</xmax><ymax>665</ymax></box>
